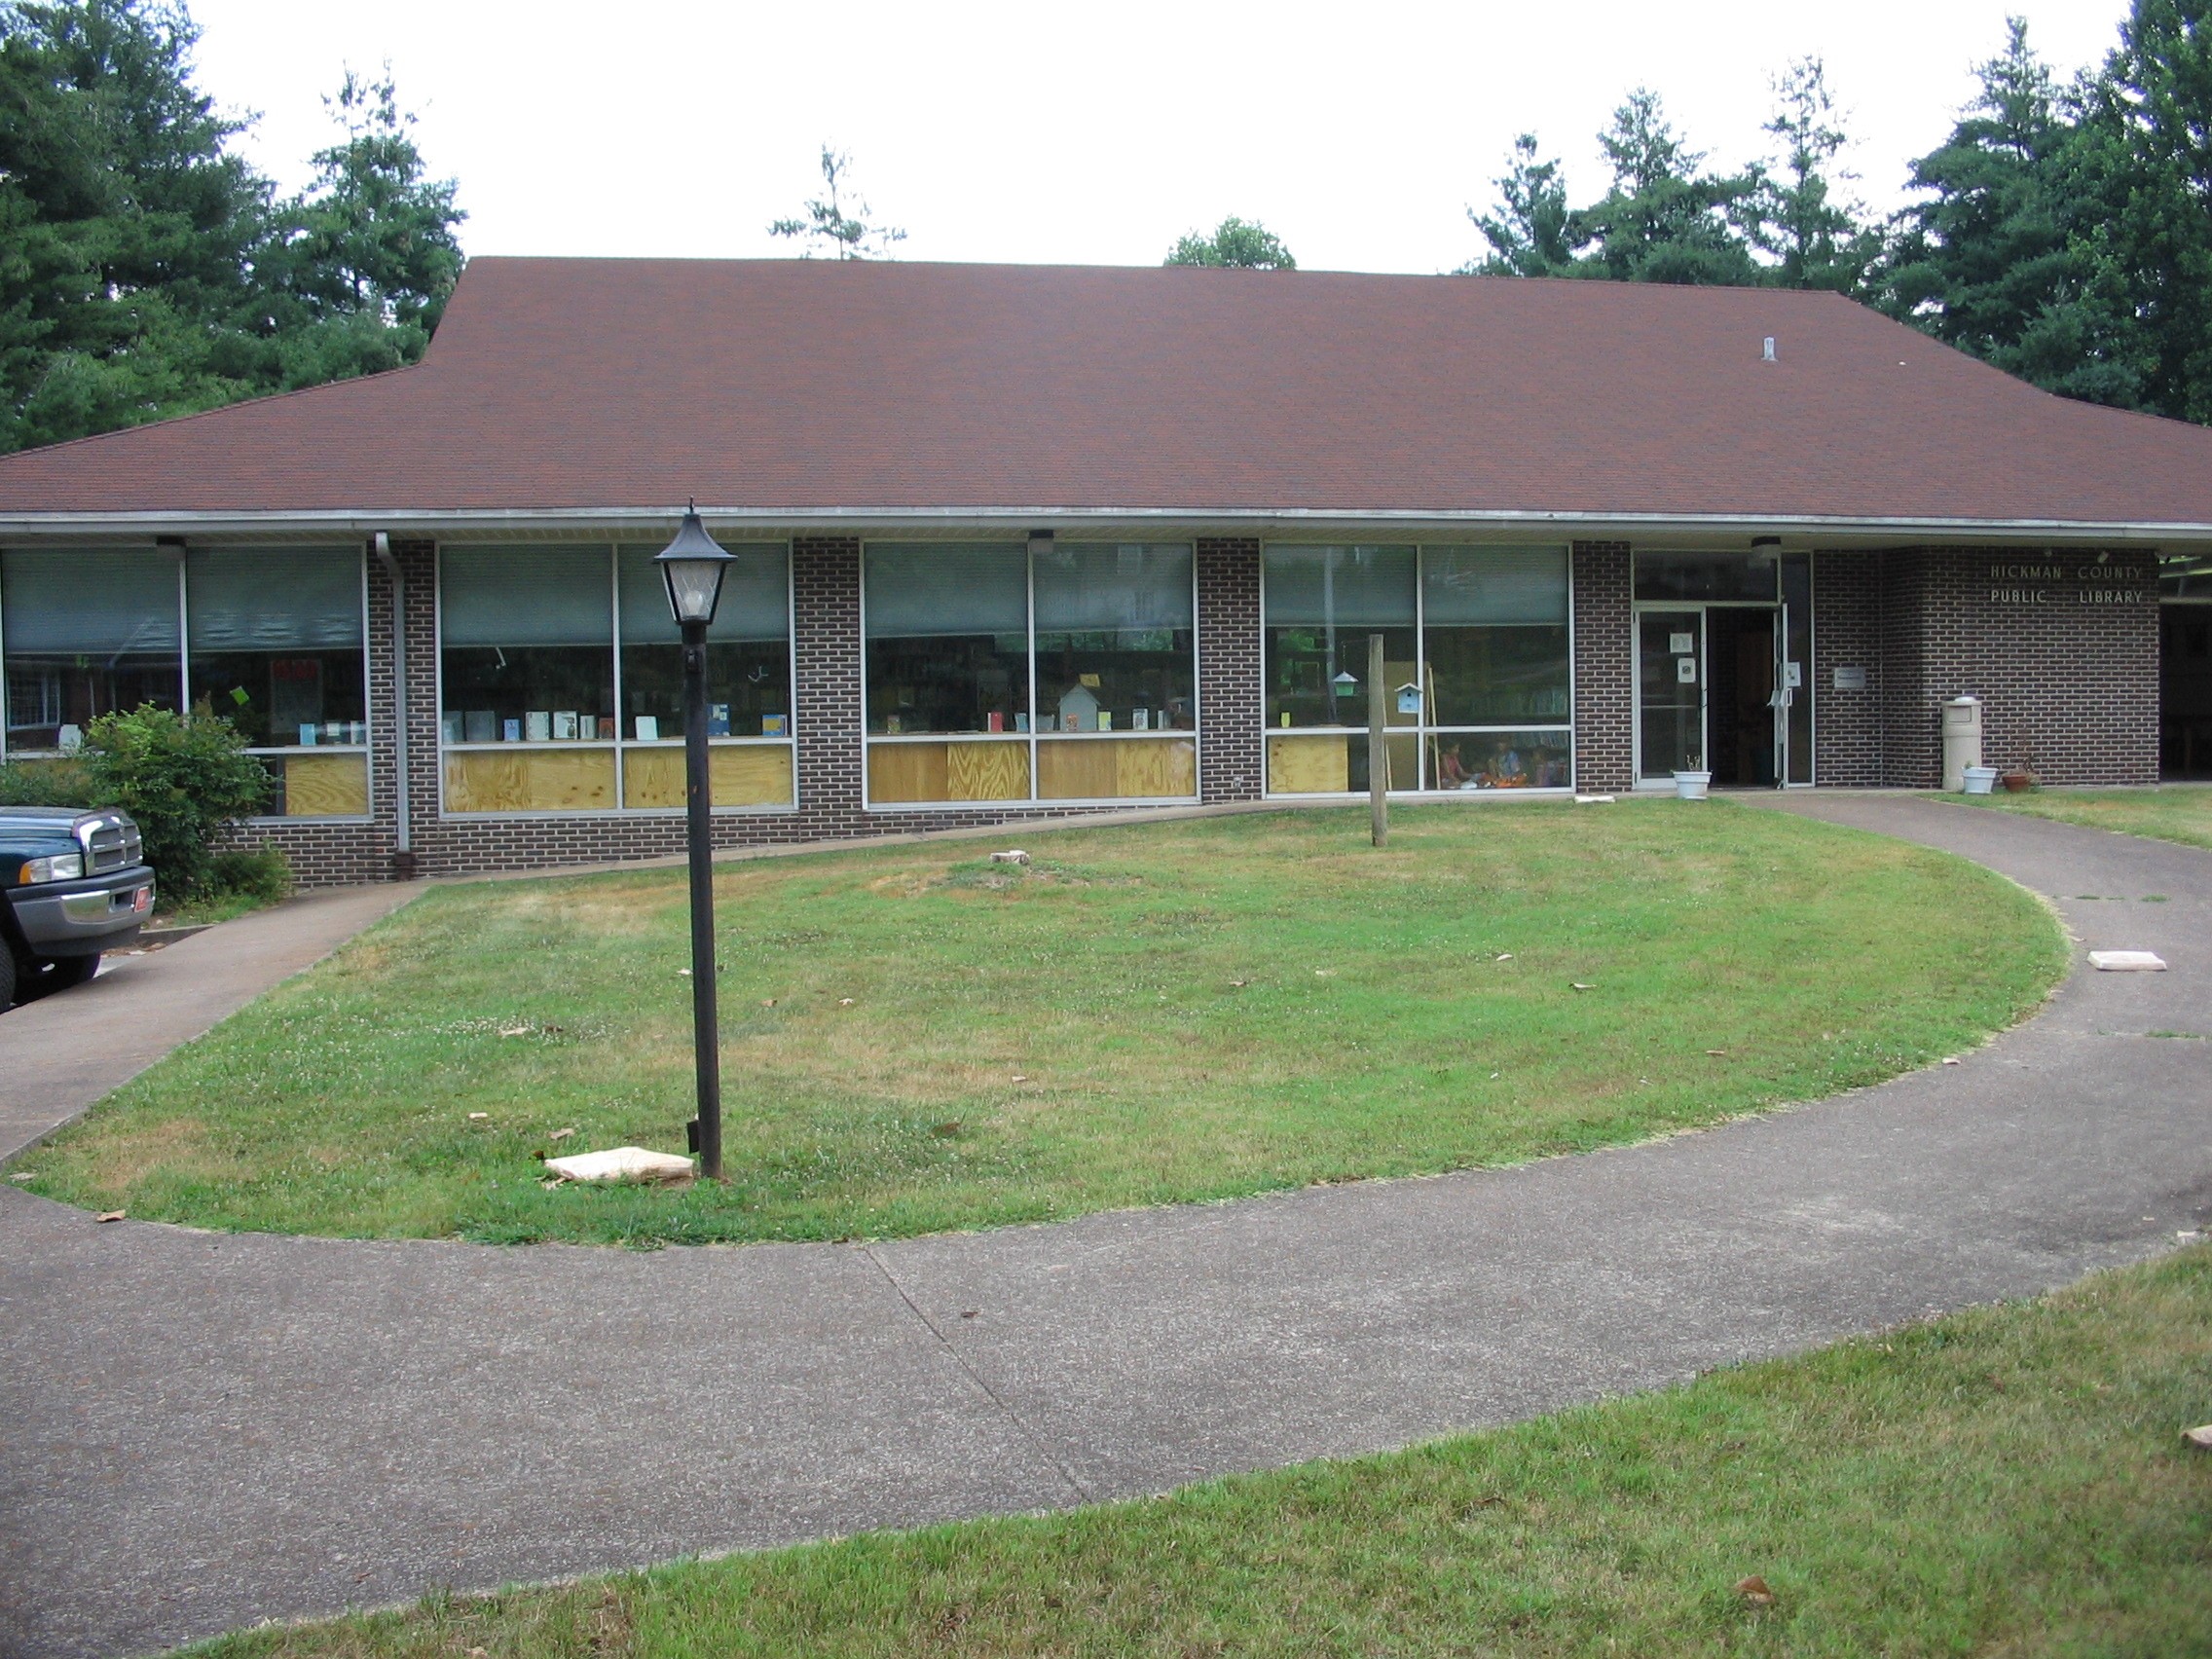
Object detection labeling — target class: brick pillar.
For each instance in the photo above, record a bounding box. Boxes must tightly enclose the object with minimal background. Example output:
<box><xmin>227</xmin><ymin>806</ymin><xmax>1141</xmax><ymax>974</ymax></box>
<box><xmin>1570</xmin><ymin>540</ymin><xmax>1632</xmax><ymax>792</ymax></box>
<box><xmin>362</xmin><ymin>539</ymin><xmax>403</xmax><ymax>874</ymax></box>
<box><xmin>1196</xmin><ymin>537</ymin><xmax>1262</xmax><ymax>802</ymax></box>
<box><xmin>1812</xmin><ymin>549</ymin><xmax>1884</xmax><ymax>787</ymax></box>
<box><xmin>391</xmin><ymin>539</ymin><xmax>443</xmax><ymax>870</ymax></box>
<box><xmin>792</xmin><ymin>536</ymin><xmax>865</xmax><ymax>836</ymax></box>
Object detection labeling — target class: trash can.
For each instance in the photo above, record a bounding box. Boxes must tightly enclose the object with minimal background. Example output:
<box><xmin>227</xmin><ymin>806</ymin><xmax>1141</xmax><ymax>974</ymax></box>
<box><xmin>1940</xmin><ymin>695</ymin><xmax>1983</xmax><ymax>792</ymax></box>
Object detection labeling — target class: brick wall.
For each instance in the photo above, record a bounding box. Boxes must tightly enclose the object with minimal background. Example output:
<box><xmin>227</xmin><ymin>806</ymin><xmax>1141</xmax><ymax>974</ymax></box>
<box><xmin>1196</xmin><ymin>537</ymin><xmax>1263</xmax><ymax>802</ymax></box>
<box><xmin>1812</xmin><ymin>549</ymin><xmax>1884</xmax><ymax>787</ymax></box>
<box><xmin>1570</xmin><ymin>541</ymin><xmax>1632</xmax><ymax>792</ymax></box>
<box><xmin>1877</xmin><ymin>545</ymin><xmax>2158</xmax><ymax>786</ymax></box>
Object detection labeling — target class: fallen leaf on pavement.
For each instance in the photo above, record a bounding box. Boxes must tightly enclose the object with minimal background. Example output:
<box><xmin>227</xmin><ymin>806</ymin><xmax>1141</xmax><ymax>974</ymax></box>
<box><xmin>94</xmin><ymin>1210</ymin><xmax>126</xmax><ymax>1224</ymax></box>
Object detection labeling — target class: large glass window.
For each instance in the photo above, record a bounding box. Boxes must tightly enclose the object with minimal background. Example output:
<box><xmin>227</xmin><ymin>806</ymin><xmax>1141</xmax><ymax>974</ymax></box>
<box><xmin>439</xmin><ymin>543</ymin><xmax>794</xmax><ymax>815</ymax></box>
<box><xmin>2</xmin><ymin>548</ymin><xmax>181</xmax><ymax>753</ymax></box>
<box><xmin>864</xmin><ymin>541</ymin><xmax>1198</xmax><ymax>805</ymax></box>
<box><xmin>188</xmin><ymin>547</ymin><xmax>368</xmax><ymax>816</ymax></box>
<box><xmin>1263</xmin><ymin>544</ymin><xmax>1572</xmax><ymax>795</ymax></box>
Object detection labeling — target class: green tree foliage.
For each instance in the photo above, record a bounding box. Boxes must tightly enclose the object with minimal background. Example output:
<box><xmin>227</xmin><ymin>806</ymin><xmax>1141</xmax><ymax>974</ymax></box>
<box><xmin>2074</xmin><ymin>0</ymin><xmax>2212</xmax><ymax>422</ymax></box>
<box><xmin>1164</xmin><ymin>216</ymin><xmax>1297</xmax><ymax>270</ymax></box>
<box><xmin>1750</xmin><ymin>57</ymin><xmax>1880</xmax><ymax>291</ymax></box>
<box><xmin>1873</xmin><ymin>22</ymin><xmax>2095</xmax><ymax>384</ymax></box>
<box><xmin>768</xmin><ymin>146</ymin><xmax>905</xmax><ymax>260</ymax></box>
<box><xmin>0</xmin><ymin>0</ymin><xmax>268</xmax><ymax>450</ymax></box>
<box><xmin>0</xmin><ymin>0</ymin><xmax>462</xmax><ymax>455</ymax></box>
<box><xmin>1571</xmin><ymin>89</ymin><xmax>1760</xmax><ymax>285</ymax></box>
<box><xmin>258</xmin><ymin>64</ymin><xmax>465</xmax><ymax>389</ymax></box>
<box><xmin>1464</xmin><ymin>135</ymin><xmax>1575</xmax><ymax>276</ymax></box>
<box><xmin>78</xmin><ymin>704</ymin><xmax>269</xmax><ymax>895</ymax></box>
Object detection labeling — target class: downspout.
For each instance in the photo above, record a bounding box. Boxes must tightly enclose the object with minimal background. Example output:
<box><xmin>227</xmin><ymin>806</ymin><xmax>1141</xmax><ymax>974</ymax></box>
<box><xmin>371</xmin><ymin>534</ymin><xmax>414</xmax><ymax>878</ymax></box>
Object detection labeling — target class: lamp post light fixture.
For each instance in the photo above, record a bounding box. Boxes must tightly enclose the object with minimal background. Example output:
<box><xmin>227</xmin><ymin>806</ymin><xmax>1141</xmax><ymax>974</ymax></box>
<box><xmin>655</xmin><ymin>502</ymin><xmax>736</xmax><ymax>1181</ymax></box>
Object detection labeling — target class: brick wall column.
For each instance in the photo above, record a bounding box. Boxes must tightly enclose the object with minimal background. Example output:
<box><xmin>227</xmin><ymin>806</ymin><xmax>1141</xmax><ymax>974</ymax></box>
<box><xmin>1570</xmin><ymin>540</ymin><xmax>1632</xmax><ymax>792</ymax></box>
<box><xmin>792</xmin><ymin>536</ymin><xmax>865</xmax><ymax>836</ymax></box>
<box><xmin>1196</xmin><ymin>537</ymin><xmax>1262</xmax><ymax>801</ymax></box>
<box><xmin>1812</xmin><ymin>549</ymin><xmax>1884</xmax><ymax>787</ymax></box>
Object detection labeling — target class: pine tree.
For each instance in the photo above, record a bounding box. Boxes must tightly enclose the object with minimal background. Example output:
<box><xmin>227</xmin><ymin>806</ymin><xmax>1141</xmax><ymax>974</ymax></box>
<box><xmin>1463</xmin><ymin>135</ymin><xmax>1576</xmax><ymax>276</ymax></box>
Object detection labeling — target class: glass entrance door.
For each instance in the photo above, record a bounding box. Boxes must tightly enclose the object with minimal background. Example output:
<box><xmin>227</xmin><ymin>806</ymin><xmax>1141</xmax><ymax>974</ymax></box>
<box><xmin>1638</xmin><ymin>610</ymin><xmax>1704</xmax><ymax>782</ymax></box>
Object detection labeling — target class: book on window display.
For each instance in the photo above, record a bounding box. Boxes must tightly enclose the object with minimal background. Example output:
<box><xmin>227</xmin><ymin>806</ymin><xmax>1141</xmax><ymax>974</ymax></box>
<box><xmin>526</xmin><ymin>711</ymin><xmax>551</xmax><ymax>742</ymax></box>
<box><xmin>463</xmin><ymin>710</ymin><xmax>497</xmax><ymax>743</ymax></box>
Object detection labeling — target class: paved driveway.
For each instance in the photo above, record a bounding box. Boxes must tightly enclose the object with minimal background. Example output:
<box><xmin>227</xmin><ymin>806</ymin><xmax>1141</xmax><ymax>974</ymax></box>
<box><xmin>1</xmin><ymin>796</ymin><xmax>2205</xmax><ymax>1659</ymax></box>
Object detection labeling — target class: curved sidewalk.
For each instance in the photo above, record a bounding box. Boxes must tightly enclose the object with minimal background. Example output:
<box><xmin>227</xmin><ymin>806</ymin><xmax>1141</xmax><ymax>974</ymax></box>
<box><xmin>2</xmin><ymin>796</ymin><xmax>2206</xmax><ymax>1659</ymax></box>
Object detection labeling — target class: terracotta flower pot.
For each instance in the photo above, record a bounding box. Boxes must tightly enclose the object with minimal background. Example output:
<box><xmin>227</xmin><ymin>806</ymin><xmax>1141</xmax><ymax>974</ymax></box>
<box><xmin>2000</xmin><ymin>771</ymin><xmax>2035</xmax><ymax>793</ymax></box>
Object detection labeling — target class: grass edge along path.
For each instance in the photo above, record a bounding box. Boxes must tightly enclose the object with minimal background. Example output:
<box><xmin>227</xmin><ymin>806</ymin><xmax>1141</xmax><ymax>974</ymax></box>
<box><xmin>11</xmin><ymin>802</ymin><xmax>2068</xmax><ymax>1248</ymax></box>
<box><xmin>1942</xmin><ymin>785</ymin><xmax>2212</xmax><ymax>852</ymax></box>
<box><xmin>188</xmin><ymin>1244</ymin><xmax>2212</xmax><ymax>1658</ymax></box>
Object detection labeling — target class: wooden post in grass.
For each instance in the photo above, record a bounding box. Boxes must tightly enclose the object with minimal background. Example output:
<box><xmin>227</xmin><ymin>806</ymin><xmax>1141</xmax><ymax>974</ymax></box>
<box><xmin>1368</xmin><ymin>632</ymin><xmax>1387</xmax><ymax>847</ymax></box>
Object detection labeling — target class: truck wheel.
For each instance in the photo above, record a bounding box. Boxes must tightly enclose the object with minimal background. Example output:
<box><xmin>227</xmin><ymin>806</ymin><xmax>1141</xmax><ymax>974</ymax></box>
<box><xmin>0</xmin><ymin>948</ymin><xmax>15</xmax><ymax>1012</ymax></box>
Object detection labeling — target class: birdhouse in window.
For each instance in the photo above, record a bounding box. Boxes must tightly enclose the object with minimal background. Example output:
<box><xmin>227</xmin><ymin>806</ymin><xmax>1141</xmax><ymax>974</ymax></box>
<box><xmin>1057</xmin><ymin>682</ymin><xmax>1100</xmax><ymax>732</ymax></box>
<box><xmin>1395</xmin><ymin>682</ymin><xmax>1421</xmax><ymax>716</ymax></box>
<box><xmin>1332</xmin><ymin>670</ymin><xmax>1358</xmax><ymax>699</ymax></box>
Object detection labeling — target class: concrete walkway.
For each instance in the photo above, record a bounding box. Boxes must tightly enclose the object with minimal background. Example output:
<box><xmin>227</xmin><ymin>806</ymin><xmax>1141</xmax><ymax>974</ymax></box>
<box><xmin>0</xmin><ymin>882</ymin><xmax>424</xmax><ymax>1165</ymax></box>
<box><xmin>2</xmin><ymin>797</ymin><xmax>2206</xmax><ymax>1659</ymax></box>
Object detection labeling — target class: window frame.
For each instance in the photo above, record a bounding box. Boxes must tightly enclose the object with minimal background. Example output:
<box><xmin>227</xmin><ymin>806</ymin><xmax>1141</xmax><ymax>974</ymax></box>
<box><xmin>433</xmin><ymin>540</ymin><xmax>799</xmax><ymax>820</ymax></box>
<box><xmin>1258</xmin><ymin>542</ymin><xmax>1577</xmax><ymax>799</ymax></box>
<box><xmin>859</xmin><ymin>539</ymin><xmax>1202</xmax><ymax>811</ymax></box>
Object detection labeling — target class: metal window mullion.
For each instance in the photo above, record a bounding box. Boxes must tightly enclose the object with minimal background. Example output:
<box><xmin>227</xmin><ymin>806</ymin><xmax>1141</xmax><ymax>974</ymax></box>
<box><xmin>1025</xmin><ymin>542</ymin><xmax>1038</xmax><ymax>796</ymax></box>
<box><xmin>176</xmin><ymin>548</ymin><xmax>190</xmax><ymax>717</ymax></box>
<box><xmin>609</xmin><ymin>543</ymin><xmax>625</xmax><ymax>812</ymax></box>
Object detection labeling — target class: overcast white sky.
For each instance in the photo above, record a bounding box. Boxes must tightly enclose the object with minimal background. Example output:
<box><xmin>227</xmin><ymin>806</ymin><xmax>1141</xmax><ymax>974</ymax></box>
<box><xmin>189</xmin><ymin>0</ymin><xmax>2132</xmax><ymax>276</ymax></box>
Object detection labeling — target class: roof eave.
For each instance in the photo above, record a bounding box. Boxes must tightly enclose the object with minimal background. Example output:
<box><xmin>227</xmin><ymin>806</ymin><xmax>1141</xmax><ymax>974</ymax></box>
<box><xmin>0</xmin><ymin>504</ymin><xmax>2206</xmax><ymax>547</ymax></box>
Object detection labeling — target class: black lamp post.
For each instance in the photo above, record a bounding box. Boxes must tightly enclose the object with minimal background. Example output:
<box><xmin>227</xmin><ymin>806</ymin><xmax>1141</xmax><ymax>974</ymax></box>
<box><xmin>655</xmin><ymin>502</ymin><xmax>736</xmax><ymax>1180</ymax></box>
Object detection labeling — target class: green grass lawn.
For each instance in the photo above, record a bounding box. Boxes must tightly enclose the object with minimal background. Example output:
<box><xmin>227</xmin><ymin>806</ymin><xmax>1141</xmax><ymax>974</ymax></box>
<box><xmin>10</xmin><ymin>801</ymin><xmax>2065</xmax><ymax>1247</ymax></box>
<box><xmin>1944</xmin><ymin>785</ymin><xmax>2212</xmax><ymax>852</ymax></box>
<box><xmin>188</xmin><ymin>1244</ymin><xmax>2212</xmax><ymax>1658</ymax></box>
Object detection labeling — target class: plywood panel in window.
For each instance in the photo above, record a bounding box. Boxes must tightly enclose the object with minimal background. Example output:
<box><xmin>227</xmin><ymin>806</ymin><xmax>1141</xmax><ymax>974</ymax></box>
<box><xmin>1038</xmin><ymin>737</ymin><xmax>1197</xmax><ymax>799</ymax></box>
<box><xmin>280</xmin><ymin>752</ymin><xmax>369</xmax><ymax>817</ymax></box>
<box><xmin>1267</xmin><ymin>734</ymin><xmax>1349</xmax><ymax>794</ymax></box>
<box><xmin>622</xmin><ymin>744</ymin><xmax>793</xmax><ymax>809</ymax></box>
<box><xmin>445</xmin><ymin>747</ymin><xmax>615</xmax><ymax>812</ymax></box>
<box><xmin>946</xmin><ymin>741</ymin><xmax>1029</xmax><ymax>800</ymax></box>
<box><xmin>711</xmin><ymin>744</ymin><xmax>793</xmax><ymax>807</ymax></box>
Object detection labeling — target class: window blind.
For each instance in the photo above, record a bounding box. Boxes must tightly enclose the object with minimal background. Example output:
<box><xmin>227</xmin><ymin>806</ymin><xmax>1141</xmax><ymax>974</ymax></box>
<box><xmin>1421</xmin><ymin>547</ymin><xmax>1568</xmax><ymax>625</ymax></box>
<box><xmin>865</xmin><ymin>545</ymin><xmax>1027</xmax><ymax>638</ymax></box>
<box><xmin>617</xmin><ymin>545</ymin><xmax>788</xmax><ymax>643</ymax></box>
<box><xmin>1262</xmin><ymin>546</ymin><xmax>1417</xmax><ymax>626</ymax></box>
<box><xmin>441</xmin><ymin>546</ymin><xmax>611</xmax><ymax>646</ymax></box>
<box><xmin>1033</xmin><ymin>544</ymin><xmax>1194</xmax><ymax>633</ymax></box>
<box><xmin>187</xmin><ymin>548</ymin><xmax>363</xmax><ymax>649</ymax></box>
<box><xmin>1</xmin><ymin>548</ymin><xmax>181</xmax><ymax>654</ymax></box>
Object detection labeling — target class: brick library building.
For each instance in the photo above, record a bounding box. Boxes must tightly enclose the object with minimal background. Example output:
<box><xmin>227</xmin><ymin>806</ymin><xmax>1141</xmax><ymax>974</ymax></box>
<box><xmin>0</xmin><ymin>258</ymin><xmax>2207</xmax><ymax>884</ymax></box>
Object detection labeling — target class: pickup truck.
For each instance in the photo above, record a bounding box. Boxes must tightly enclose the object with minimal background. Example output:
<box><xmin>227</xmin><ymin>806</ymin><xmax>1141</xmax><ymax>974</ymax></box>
<box><xmin>0</xmin><ymin>808</ymin><xmax>155</xmax><ymax>1009</ymax></box>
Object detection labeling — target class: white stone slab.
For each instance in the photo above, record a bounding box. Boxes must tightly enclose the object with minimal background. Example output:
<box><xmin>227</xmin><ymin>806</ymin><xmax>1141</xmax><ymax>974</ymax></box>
<box><xmin>543</xmin><ymin>1146</ymin><xmax>696</xmax><ymax>1184</ymax></box>
<box><xmin>2087</xmin><ymin>950</ymin><xmax>2167</xmax><ymax>972</ymax></box>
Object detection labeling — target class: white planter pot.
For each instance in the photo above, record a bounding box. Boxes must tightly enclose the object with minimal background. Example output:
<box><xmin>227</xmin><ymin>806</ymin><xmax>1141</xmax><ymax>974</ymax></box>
<box><xmin>1673</xmin><ymin>771</ymin><xmax>1712</xmax><ymax>800</ymax></box>
<box><xmin>1961</xmin><ymin>765</ymin><xmax>2000</xmax><ymax>796</ymax></box>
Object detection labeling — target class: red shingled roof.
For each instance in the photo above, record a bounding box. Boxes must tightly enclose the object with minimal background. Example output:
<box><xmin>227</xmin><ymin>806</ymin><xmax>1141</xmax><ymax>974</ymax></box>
<box><xmin>3</xmin><ymin>255</ymin><xmax>2210</xmax><ymax>530</ymax></box>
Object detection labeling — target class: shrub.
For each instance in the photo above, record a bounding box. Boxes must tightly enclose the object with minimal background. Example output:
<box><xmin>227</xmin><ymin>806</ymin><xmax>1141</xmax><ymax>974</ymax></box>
<box><xmin>0</xmin><ymin>758</ymin><xmax>102</xmax><ymax>808</ymax></box>
<box><xmin>79</xmin><ymin>706</ymin><xmax>272</xmax><ymax>895</ymax></box>
<box><xmin>205</xmin><ymin>845</ymin><xmax>296</xmax><ymax>907</ymax></box>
